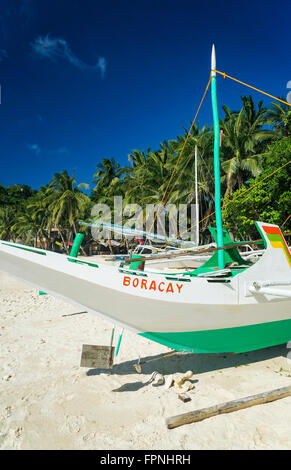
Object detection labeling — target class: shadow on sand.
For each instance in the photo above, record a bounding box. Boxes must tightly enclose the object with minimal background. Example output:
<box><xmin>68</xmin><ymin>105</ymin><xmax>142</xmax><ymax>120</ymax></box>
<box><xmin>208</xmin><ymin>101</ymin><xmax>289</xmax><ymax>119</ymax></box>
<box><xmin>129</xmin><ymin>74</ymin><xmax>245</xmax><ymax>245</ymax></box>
<box><xmin>86</xmin><ymin>343</ymin><xmax>289</xmax><ymax>380</ymax></box>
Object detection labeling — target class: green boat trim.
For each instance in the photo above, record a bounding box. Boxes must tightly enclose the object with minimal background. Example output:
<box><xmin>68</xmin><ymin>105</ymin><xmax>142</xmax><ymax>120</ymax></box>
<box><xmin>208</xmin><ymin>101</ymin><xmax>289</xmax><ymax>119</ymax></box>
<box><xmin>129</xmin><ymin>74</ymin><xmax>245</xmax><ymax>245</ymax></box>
<box><xmin>1</xmin><ymin>242</ymin><xmax>47</xmax><ymax>256</ymax></box>
<box><xmin>139</xmin><ymin>319</ymin><xmax>291</xmax><ymax>354</ymax></box>
<box><xmin>68</xmin><ymin>257</ymin><xmax>99</xmax><ymax>268</ymax></box>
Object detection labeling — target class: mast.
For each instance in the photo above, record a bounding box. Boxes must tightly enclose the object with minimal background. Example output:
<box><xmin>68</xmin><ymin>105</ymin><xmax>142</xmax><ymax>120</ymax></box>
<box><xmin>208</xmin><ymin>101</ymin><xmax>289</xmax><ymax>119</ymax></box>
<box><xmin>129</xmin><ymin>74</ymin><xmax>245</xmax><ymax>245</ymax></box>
<box><xmin>194</xmin><ymin>145</ymin><xmax>199</xmax><ymax>246</ymax></box>
<box><xmin>211</xmin><ymin>44</ymin><xmax>224</xmax><ymax>269</ymax></box>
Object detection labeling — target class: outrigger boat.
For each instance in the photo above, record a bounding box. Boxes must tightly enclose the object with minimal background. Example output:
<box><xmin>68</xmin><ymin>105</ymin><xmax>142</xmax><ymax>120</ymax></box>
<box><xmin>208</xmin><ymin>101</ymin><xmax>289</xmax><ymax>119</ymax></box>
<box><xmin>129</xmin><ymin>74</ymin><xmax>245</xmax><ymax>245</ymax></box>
<box><xmin>0</xmin><ymin>46</ymin><xmax>290</xmax><ymax>354</ymax></box>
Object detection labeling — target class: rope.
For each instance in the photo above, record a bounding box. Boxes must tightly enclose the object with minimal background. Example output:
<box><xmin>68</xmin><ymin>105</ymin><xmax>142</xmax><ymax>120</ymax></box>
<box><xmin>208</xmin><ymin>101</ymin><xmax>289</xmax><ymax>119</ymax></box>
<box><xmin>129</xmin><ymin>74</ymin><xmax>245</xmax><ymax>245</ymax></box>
<box><xmin>212</xmin><ymin>69</ymin><xmax>291</xmax><ymax>107</ymax></box>
<box><xmin>282</xmin><ymin>214</ymin><xmax>291</xmax><ymax>227</ymax></box>
<box><xmin>148</xmin><ymin>75</ymin><xmax>212</xmax><ymax>234</ymax></box>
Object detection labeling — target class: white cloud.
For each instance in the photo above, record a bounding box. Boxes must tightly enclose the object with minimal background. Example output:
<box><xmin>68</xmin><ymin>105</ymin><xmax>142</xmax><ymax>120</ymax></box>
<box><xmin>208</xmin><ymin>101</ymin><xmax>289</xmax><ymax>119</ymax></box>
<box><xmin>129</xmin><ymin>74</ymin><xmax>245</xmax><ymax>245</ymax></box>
<box><xmin>27</xmin><ymin>143</ymin><xmax>41</xmax><ymax>155</ymax></box>
<box><xmin>31</xmin><ymin>35</ymin><xmax>106</xmax><ymax>79</ymax></box>
<box><xmin>97</xmin><ymin>57</ymin><xmax>106</xmax><ymax>80</ymax></box>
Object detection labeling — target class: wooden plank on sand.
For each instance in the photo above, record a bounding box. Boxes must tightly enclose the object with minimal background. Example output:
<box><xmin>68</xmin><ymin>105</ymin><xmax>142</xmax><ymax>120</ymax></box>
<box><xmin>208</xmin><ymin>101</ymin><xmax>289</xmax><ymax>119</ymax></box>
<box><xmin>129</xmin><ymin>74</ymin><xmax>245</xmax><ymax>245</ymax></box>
<box><xmin>80</xmin><ymin>344</ymin><xmax>115</xmax><ymax>369</ymax></box>
<box><xmin>166</xmin><ymin>385</ymin><xmax>291</xmax><ymax>429</ymax></box>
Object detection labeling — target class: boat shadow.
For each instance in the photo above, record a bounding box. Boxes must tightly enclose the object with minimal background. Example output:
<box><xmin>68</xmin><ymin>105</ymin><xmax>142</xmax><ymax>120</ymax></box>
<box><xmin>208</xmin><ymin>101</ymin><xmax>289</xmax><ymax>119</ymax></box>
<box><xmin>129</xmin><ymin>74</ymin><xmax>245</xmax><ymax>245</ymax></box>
<box><xmin>86</xmin><ymin>343</ymin><xmax>289</xmax><ymax>379</ymax></box>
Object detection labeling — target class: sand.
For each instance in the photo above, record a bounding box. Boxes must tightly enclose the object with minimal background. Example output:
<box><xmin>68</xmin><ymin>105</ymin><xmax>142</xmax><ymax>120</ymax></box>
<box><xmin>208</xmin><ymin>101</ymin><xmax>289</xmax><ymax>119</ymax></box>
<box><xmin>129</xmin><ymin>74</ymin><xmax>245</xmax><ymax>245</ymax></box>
<box><xmin>0</xmin><ymin>272</ymin><xmax>291</xmax><ymax>450</ymax></box>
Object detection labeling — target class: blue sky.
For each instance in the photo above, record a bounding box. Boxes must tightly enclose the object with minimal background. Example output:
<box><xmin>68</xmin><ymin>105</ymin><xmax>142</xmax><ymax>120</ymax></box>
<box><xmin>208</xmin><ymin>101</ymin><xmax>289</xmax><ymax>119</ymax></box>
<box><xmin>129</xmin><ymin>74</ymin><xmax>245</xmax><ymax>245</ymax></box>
<box><xmin>0</xmin><ymin>0</ymin><xmax>290</xmax><ymax>190</ymax></box>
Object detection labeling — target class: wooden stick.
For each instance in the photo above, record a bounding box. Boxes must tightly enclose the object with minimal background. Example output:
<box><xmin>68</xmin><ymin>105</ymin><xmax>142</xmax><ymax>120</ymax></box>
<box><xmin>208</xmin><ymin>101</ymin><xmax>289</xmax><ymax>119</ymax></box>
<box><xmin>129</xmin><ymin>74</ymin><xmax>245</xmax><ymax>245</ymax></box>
<box><xmin>166</xmin><ymin>385</ymin><xmax>291</xmax><ymax>429</ymax></box>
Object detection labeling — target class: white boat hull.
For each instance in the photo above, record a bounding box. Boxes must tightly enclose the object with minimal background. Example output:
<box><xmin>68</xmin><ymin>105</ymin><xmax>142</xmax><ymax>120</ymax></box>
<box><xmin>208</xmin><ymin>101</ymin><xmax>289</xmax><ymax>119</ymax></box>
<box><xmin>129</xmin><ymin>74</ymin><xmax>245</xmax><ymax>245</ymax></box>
<box><xmin>0</xmin><ymin>222</ymin><xmax>291</xmax><ymax>353</ymax></box>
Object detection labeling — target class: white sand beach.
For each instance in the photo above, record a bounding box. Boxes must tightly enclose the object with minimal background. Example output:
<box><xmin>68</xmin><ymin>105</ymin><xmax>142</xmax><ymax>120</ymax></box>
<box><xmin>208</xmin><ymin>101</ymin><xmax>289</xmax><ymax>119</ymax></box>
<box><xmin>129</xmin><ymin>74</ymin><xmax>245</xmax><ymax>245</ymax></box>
<box><xmin>0</xmin><ymin>272</ymin><xmax>291</xmax><ymax>450</ymax></box>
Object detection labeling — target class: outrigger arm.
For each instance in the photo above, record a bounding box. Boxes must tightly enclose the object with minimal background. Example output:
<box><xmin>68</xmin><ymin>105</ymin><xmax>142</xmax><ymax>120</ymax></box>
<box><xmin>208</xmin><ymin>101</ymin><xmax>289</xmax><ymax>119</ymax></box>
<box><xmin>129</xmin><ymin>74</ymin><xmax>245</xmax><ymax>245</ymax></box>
<box><xmin>249</xmin><ymin>280</ymin><xmax>291</xmax><ymax>297</ymax></box>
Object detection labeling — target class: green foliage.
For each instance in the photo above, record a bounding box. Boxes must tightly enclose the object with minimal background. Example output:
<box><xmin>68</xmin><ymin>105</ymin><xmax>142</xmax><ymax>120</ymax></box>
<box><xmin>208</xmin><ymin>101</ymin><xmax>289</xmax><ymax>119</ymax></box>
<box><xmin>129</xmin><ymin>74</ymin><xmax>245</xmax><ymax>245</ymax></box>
<box><xmin>222</xmin><ymin>137</ymin><xmax>291</xmax><ymax>239</ymax></box>
<box><xmin>220</xmin><ymin>95</ymin><xmax>273</xmax><ymax>197</ymax></box>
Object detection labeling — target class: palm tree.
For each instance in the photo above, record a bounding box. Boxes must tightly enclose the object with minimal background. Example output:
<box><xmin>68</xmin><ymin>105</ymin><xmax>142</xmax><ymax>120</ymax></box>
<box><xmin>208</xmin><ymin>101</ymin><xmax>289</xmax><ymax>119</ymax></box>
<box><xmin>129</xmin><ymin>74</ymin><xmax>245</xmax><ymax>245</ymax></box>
<box><xmin>45</xmin><ymin>170</ymin><xmax>90</xmax><ymax>253</ymax></box>
<box><xmin>220</xmin><ymin>96</ymin><xmax>273</xmax><ymax>197</ymax></box>
<box><xmin>127</xmin><ymin>148</ymin><xmax>172</xmax><ymax>210</ymax></box>
<box><xmin>122</xmin><ymin>128</ymin><xmax>216</xmax><ymax>239</ymax></box>
<box><xmin>12</xmin><ymin>208</ymin><xmax>40</xmax><ymax>247</ymax></box>
<box><xmin>166</xmin><ymin>125</ymin><xmax>213</xmax><ymax>204</ymax></box>
<box><xmin>265</xmin><ymin>101</ymin><xmax>291</xmax><ymax>137</ymax></box>
<box><xmin>128</xmin><ymin>149</ymin><xmax>148</xmax><ymax>168</ymax></box>
<box><xmin>160</xmin><ymin>126</ymin><xmax>216</xmax><ymax>237</ymax></box>
<box><xmin>0</xmin><ymin>207</ymin><xmax>17</xmax><ymax>241</ymax></box>
<box><xmin>26</xmin><ymin>189</ymin><xmax>52</xmax><ymax>249</ymax></box>
<box><xmin>92</xmin><ymin>158</ymin><xmax>126</xmax><ymax>198</ymax></box>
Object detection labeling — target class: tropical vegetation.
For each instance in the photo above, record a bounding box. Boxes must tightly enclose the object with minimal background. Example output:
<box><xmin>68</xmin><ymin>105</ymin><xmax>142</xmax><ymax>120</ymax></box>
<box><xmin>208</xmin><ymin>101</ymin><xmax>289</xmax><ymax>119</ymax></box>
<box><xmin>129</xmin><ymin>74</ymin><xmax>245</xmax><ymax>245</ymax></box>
<box><xmin>0</xmin><ymin>96</ymin><xmax>290</xmax><ymax>253</ymax></box>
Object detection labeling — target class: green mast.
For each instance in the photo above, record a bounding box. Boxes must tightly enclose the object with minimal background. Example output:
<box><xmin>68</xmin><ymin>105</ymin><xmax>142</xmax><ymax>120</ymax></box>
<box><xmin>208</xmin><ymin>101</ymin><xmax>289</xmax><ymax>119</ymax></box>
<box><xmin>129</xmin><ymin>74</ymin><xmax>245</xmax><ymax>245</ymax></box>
<box><xmin>211</xmin><ymin>44</ymin><xmax>224</xmax><ymax>269</ymax></box>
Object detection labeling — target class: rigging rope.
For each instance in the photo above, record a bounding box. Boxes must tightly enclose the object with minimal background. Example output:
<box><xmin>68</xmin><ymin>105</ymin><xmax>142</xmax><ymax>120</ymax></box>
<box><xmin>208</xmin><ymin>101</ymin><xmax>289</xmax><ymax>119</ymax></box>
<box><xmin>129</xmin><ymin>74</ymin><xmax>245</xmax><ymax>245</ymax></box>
<box><xmin>148</xmin><ymin>75</ymin><xmax>212</xmax><ymax>234</ymax></box>
<box><xmin>212</xmin><ymin>69</ymin><xmax>291</xmax><ymax>107</ymax></box>
<box><xmin>282</xmin><ymin>214</ymin><xmax>291</xmax><ymax>227</ymax></box>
